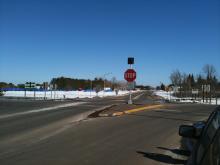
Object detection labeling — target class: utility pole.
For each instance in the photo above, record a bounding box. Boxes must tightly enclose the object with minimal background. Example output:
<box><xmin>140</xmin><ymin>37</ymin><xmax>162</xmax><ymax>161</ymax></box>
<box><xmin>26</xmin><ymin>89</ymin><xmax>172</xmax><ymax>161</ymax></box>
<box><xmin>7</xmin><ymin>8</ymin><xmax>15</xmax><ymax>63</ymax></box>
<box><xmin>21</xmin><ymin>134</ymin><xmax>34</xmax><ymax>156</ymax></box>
<box><xmin>103</xmin><ymin>73</ymin><xmax>112</xmax><ymax>97</ymax></box>
<box><xmin>90</xmin><ymin>80</ymin><xmax>93</xmax><ymax>98</ymax></box>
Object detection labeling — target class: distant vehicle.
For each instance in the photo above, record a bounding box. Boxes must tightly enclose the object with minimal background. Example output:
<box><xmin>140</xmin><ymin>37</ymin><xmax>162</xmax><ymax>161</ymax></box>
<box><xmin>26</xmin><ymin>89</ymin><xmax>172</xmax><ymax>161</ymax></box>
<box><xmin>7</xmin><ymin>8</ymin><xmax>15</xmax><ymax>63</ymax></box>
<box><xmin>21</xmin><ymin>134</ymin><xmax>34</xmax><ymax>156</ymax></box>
<box><xmin>179</xmin><ymin>106</ymin><xmax>220</xmax><ymax>165</ymax></box>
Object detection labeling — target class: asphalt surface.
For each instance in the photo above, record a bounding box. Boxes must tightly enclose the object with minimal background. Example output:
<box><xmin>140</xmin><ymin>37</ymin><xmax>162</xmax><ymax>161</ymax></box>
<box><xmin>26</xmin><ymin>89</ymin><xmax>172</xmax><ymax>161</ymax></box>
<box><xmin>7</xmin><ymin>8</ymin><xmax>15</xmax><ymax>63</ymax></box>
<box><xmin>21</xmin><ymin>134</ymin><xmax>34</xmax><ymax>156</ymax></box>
<box><xmin>0</xmin><ymin>91</ymin><xmax>217</xmax><ymax>165</ymax></box>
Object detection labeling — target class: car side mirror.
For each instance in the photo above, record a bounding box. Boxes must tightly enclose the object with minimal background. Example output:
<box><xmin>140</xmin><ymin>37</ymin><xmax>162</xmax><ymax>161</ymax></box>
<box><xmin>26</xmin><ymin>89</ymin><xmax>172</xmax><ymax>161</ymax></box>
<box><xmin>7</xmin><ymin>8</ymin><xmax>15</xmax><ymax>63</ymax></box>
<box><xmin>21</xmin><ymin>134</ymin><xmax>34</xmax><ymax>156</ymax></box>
<box><xmin>179</xmin><ymin>125</ymin><xmax>196</xmax><ymax>138</ymax></box>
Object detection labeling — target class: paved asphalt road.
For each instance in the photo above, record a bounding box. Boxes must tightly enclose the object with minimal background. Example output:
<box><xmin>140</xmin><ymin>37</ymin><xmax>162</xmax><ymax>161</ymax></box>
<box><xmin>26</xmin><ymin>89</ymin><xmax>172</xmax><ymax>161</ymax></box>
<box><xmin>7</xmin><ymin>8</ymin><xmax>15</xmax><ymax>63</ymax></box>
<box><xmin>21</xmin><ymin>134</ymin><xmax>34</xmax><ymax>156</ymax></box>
<box><xmin>0</xmin><ymin>91</ymin><xmax>218</xmax><ymax>165</ymax></box>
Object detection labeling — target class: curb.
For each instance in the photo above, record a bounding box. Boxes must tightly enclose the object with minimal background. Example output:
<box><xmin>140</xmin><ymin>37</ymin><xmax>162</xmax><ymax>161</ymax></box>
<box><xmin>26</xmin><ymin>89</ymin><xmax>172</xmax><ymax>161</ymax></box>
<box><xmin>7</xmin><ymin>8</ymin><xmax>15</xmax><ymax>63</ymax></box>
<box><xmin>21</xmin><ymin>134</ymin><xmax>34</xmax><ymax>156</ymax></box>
<box><xmin>99</xmin><ymin>104</ymin><xmax>164</xmax><ymax>117</ymax></box>
<box><xmin>88</xmin><ymin>105</ymin><xmax>117</xmax><ymax>118</ymax></box>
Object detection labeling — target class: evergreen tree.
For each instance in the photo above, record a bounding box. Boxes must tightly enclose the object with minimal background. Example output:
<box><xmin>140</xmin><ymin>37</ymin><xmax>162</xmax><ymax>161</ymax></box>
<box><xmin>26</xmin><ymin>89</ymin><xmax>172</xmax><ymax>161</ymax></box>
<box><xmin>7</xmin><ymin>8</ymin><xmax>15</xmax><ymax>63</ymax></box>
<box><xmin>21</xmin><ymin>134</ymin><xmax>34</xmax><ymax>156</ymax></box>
<box><xmin>191</xmin><ymin>74</ymin><xmax>195</xmax><ymax>88</ymax></box>
<box><xmin>160</xmin><ymin>83</ymin><xmax>165</xmax><ymax>91</ymax></box>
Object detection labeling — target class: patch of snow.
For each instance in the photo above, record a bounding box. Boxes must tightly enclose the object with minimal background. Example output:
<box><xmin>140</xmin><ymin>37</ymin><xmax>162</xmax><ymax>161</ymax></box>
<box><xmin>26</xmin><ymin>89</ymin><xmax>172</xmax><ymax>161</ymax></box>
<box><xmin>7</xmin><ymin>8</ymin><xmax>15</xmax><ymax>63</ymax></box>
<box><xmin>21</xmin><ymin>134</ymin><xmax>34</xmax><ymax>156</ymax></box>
<box><xmin>154</xmin><ymin>90</ymin><xmax>177</xmax><ymax>100</ymax></box>
<box><xmin>154</xmin><ymin>90</ymin><xmax>220</xmax><ymax>105</ymax></box>
<box><xmin>2</xmin><ymin>90</ymin><xmax>133</xmax><ymax>99</ymax></box>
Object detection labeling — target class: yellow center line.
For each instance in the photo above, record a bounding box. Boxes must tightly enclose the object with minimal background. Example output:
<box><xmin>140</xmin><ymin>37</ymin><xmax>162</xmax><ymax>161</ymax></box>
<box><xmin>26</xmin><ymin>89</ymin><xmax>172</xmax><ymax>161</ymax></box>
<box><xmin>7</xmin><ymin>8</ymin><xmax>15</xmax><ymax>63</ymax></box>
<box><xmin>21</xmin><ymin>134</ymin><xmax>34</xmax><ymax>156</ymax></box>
<box><xmin>124</xmin><ymin>104</ymin><xmax>164</xmax><ymax>114</ymax></box>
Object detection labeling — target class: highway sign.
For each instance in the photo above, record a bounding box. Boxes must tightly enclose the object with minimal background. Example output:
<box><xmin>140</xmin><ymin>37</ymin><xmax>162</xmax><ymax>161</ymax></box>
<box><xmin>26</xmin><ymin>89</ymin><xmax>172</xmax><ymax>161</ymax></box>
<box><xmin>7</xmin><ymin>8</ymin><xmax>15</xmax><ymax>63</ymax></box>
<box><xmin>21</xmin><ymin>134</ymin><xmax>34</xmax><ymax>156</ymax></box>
<box><xmin>202</xmin><ymin>85</ymin><xmax>210</xmax><ymax>92</ymax></box>
<box><xmin>25</xmin><ymin>82</ymin><xmax>36</xmax><ymax>89</ymax></box>
<box><xmin>124</xmin><ymin>69</ymin><xmax>136</xmax><ymax>82</ymax></box>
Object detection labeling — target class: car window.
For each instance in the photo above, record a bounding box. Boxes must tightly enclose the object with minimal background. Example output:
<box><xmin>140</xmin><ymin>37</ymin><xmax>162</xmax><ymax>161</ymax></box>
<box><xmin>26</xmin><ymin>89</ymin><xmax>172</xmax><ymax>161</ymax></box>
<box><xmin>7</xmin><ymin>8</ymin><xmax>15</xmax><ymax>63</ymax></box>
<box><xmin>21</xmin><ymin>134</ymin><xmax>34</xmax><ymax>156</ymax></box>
<box><xmin>201</xmin><ymin>128</ymin><xmax>220</xmax><ymax>165</ymax></box>
<box><xmin>210</xmin><ymin>129</ymin><xmax>220</xmax><ymax>165</ymax></box>
<box><xmin>196</xmin><ymin>111</ymin><xmax>220</xmax><ymax>164</ymax></box>
<box><xmin>207</xmin><ymin>111</ymin><xmax>220</xmax><ymax>140</ymax></box>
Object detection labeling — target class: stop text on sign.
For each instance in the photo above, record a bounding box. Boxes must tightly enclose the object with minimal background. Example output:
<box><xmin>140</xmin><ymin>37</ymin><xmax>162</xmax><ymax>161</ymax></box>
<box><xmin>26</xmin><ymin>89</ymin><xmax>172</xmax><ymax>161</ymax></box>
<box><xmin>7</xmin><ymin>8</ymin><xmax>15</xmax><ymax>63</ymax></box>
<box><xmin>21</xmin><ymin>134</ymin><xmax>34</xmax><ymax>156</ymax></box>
<box><xmin>125</xmin><ymin>73</ymin><xmax>136</xmax><ymax>78</ymax></box>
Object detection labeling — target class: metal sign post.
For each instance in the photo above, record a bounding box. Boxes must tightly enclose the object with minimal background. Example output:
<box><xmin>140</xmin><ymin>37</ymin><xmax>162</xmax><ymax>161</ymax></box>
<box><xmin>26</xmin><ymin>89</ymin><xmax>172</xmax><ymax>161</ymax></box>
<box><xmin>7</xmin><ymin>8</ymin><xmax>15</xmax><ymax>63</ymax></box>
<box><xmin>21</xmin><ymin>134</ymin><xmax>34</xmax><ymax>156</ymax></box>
<box><xmin>50</xmin><ymin>84</ymin><xmax>53</xmax><ymax>99</ymax></box>
<box><xmin>43</xmin><ymin>82</ymin><xmax>48</xmax><ymax>100</ymax></box>
<box><xmin>125</xmin><ymin>57</ymin><xmax>136</xmax><ymax>104</ymax></box>
<box><xmin>25</xmin><ymin>82</ymin><xmax>36</xmax><ymax>98</ymax></box>
<box><xmin>128</xmin><ymin>66</ymin><xmax>133</xmax><ymax>104</ymax></box>
<box><xmin>54</xmin><ymin>84</ymin><xmax>57</xmax><ymax>99</ymax></box>
<box><xmin>202</xmin><ymin>84</ymin><xmax>211</xmax><ymax>103</ymax></box>
<box><xmin>192</xmin><ymin>89</ymin><xmax>199</xmax><ymax>101</ymax></box>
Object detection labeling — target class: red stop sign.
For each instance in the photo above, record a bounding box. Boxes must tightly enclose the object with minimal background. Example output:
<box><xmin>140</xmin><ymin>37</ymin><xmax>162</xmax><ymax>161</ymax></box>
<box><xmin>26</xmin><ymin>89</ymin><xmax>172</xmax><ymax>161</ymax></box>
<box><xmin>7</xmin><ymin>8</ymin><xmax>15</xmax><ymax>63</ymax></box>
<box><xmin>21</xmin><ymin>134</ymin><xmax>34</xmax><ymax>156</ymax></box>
<box><xmin>124</xmin><ymin>69</ymin><xmax>136</xmax><ymax>82</ymax></box>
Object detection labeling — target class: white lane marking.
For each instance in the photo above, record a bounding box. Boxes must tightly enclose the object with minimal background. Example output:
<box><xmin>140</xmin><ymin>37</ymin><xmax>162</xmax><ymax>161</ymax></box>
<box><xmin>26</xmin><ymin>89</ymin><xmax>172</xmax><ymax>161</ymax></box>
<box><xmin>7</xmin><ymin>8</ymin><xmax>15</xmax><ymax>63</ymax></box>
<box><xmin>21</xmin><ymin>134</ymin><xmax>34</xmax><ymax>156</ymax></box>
<box><xmin>0</xmin><ymin>102</ymin><xmax>86</xmax><ymax>119</ymax></box>
<box><xmin>133</xmin><ymin>93</ymin><xmax>145</xmax><ymax>100</ymax></box>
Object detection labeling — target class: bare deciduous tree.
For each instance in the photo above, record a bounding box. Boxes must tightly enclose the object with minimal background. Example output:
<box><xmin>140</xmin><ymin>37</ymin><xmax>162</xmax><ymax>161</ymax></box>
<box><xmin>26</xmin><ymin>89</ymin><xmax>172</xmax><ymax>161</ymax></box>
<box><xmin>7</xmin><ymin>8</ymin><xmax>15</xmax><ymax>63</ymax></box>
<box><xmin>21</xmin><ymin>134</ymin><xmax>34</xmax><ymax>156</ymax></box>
<box><xmin>203</xmin><ymin>64</ymin><xmax>216</xmax><ymax>80</ymax></box>
<box><xmin>170</xmin><ymin>70</ymin><xmax>182</xmax><ymax>86</ymax></box>
<box><xmin>111</xmin><ymin>77</ymin><xmax>117</xmax><ymax>90</ymax></box>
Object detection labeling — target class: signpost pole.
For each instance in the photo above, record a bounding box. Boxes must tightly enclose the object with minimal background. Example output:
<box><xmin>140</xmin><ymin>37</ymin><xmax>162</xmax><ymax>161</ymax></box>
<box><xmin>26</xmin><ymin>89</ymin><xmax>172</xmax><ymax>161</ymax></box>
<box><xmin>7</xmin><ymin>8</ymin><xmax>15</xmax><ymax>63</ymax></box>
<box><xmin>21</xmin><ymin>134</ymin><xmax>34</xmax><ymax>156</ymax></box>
<box><xmin>34</xmin><ymin>90</ymin><xmax>36</xmax><ymax>99</ymax></box>
<box><xmin>214</xmin><ymin>87</ymin><xmax>217</xmax><ymax>105</ymax></box>
<box><xmin>202</xmin><ymin>85</ymin><xmax>204</xmax><ymax>103</ymax></box>
<box><xmin>51</xmin><ymin>90</ymin><xmax>52</xmax><ymax>99</ymax></box>
<box><xmin>169</xmin><ymin>90</ymin><xmax>171</xmax><ymax>101</ymax></box>
<box><xmin>44</xmin><ymin>82</ymin><xmax>46</xmax><ymax>100</ymax></box>
<box><xmin>125</xmin><ymin>57</ymin><xmax>136</xmax><ymax>105</ymax></box>
<box><xmin>209</xmin><ymin>85</ymin><xmax>211</xmax><ymax>104</ymax></box>
<box><xmin>128</xmin><ymin>63</ymin><xmax>132</xmax><ymax>104</ymax></box>
<box><xmin>103</xmin><ymin>79</ymin><xmax>105</xmax><ymax>97</ymax></box>
<box><xmin>44</xmin><ymin>90</ymin><xmax>46</xmax><ymax>100</ymax></box>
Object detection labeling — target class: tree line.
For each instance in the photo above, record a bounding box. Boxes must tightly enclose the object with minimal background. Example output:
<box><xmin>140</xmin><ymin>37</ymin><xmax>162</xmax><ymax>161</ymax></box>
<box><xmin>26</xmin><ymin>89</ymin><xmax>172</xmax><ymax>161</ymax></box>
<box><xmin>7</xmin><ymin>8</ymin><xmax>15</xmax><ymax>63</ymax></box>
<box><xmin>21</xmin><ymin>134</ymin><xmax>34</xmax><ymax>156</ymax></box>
<box><xmin>159</xmin><ymin>64</ymin><xmax>220</xmax><ymax>97</ymax></box>
<box><xmin>0</xmin><ymin>77</ymin><xmax>126</xmax><ymax>91</ymax></box>
<box><xmin>50</xmin><ymin>77</ymin><xmax>122</xmax><ymax>90</ymax></box>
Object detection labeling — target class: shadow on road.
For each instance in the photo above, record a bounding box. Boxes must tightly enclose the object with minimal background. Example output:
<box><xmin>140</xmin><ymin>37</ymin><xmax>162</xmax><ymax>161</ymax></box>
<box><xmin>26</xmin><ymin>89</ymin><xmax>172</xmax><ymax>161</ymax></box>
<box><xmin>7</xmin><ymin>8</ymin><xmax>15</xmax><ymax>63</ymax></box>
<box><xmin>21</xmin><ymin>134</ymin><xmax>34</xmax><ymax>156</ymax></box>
<box><xmin>136</xmin><ymin>138</ymin><xmax>191</xmax><ymax>164</ymax></box>
<box><xmin>157</xmin><ymin>147</ymin><xmax>191</xmax><ymax>157</ymax></box>
<box><xmin>137</xmin><ymin>151</ymin><xmax>187</xmax><ymax>164</ymax></box>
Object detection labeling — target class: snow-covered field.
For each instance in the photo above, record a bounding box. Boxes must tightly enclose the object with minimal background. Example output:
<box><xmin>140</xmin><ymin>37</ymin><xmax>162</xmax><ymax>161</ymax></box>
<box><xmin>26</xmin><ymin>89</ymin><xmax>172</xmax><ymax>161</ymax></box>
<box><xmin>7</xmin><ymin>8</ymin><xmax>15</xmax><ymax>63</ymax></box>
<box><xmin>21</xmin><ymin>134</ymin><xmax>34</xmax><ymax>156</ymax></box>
<box><xmin>154</xmin><ymin>90</ymin><xmax>177</xmax><ymax>100</ymax></box>
<box><xmin>154</xmin><ymin>90</ymin><xmax>220</xmax><ymax>105</ymax></box>
<box><xmin>2</xmin><ymin>90</ymin><xmax>131</xmax><ymax>99</ymax></box>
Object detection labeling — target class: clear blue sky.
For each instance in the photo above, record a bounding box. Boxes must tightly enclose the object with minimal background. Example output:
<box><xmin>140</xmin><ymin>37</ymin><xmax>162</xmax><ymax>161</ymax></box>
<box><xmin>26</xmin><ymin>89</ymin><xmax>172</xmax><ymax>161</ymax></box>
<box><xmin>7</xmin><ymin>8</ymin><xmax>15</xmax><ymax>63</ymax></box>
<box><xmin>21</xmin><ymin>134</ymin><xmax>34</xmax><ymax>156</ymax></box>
<box><xmin>0</xmin><ymin>0</ymin><xmax>219</xmax><ymax>86</ymax></box>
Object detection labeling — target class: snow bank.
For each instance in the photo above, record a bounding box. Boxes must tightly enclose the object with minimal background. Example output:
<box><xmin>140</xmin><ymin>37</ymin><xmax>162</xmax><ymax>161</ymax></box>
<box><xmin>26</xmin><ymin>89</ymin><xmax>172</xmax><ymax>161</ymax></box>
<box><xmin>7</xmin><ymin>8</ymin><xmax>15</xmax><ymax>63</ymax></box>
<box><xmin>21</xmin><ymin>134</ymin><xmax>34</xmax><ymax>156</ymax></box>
<box><xmin>154</xmin><ymin>90</ymin><xmax>220</xmax><ymax>105</ymax></box>
<box><xmin>2</xmin><ymin>90</ymin><xmax>131</xmax><ymax>99</ymax></box>
<box><xmin>154</xmin><ymin>90</ymin><xmax>177</xmax><ymax>100</ymax></box>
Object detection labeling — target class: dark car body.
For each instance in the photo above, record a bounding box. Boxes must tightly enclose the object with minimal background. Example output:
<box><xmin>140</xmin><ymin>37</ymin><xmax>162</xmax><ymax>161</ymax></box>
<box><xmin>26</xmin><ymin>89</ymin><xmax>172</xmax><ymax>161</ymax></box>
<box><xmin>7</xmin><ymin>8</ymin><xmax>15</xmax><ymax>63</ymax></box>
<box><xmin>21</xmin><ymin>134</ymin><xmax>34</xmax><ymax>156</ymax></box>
<box><xmin>179</xmin><ymin>106</ymin><xmax>220</xmax><ymax>165</ymax></box>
